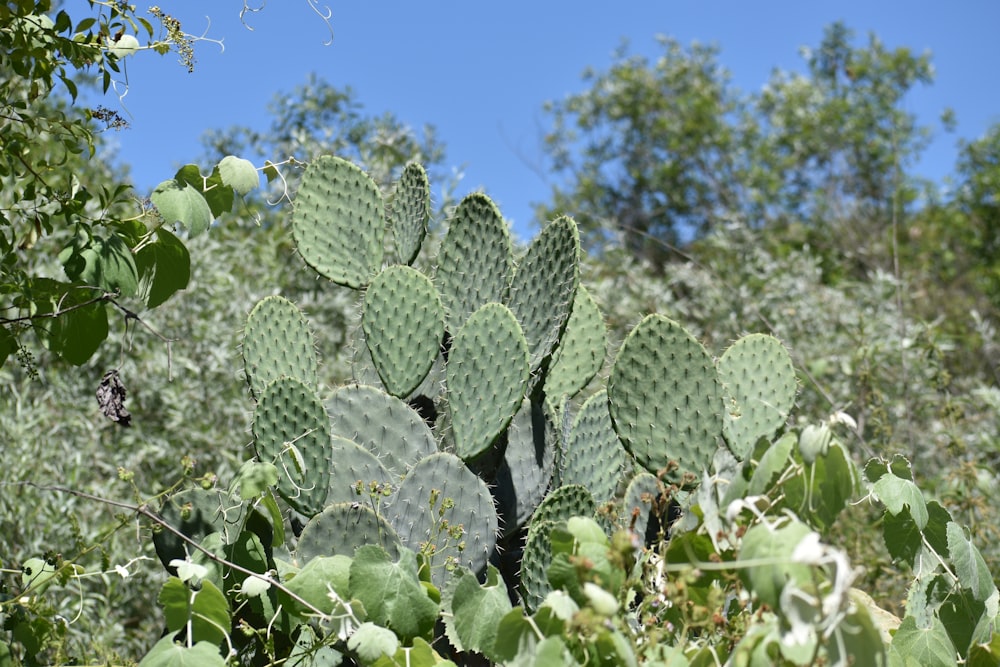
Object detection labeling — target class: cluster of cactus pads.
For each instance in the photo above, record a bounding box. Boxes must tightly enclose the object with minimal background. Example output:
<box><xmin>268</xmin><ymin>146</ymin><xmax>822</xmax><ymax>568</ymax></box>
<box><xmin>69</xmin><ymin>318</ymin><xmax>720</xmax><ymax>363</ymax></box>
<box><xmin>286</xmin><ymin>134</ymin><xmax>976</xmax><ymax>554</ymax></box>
<box><xmin>206</xmin><ymin>156</ymin><xmax>796</xmax><ymax>597</ymax></box>
<box><xmin>153</xmin><ymin>156</ymin><xmax>798</xmax><ymax>641</ymax></box>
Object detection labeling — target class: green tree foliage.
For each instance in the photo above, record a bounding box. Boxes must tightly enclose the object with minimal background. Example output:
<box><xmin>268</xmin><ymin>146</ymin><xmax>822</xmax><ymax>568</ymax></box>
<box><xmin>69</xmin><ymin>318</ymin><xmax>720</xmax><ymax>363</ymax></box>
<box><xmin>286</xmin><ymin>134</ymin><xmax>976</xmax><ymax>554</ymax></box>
<box><xmin>539</xmin><ymin>22</ymin><xmax>937</xmax><ymax>272</ymax></box>
<box><xmin>200</xmin><ymin>73</ymin><xmax>450</xmax><ymax>203</ymax></box>
<box><xmin>0</xmin><ymin>1</ymin><xmax>222</xmax><ymax>372</ymax></box>
<box><xmin>540</xmin><ymin>36</ymin><xmax>751</xmax><ymax>265</ymax></box>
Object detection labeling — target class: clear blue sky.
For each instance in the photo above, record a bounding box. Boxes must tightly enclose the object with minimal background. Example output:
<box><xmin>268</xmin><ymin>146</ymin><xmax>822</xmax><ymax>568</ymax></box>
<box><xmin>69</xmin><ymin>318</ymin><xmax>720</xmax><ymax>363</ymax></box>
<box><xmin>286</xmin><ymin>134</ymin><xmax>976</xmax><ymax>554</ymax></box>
<box><xmin>75</xmin><ymin>1</ymin><xmax>1000</xmax><ymax>242</ymax></box>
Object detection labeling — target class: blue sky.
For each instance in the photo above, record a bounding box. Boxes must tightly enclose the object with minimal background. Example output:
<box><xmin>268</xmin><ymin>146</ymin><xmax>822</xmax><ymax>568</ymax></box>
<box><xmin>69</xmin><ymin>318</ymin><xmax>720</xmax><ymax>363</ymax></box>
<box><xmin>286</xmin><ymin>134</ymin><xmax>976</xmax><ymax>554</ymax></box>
<box><xmin>78</xmin><ymin>1</ymin><xmax>1000</xmax><ymax>241</ymax></box>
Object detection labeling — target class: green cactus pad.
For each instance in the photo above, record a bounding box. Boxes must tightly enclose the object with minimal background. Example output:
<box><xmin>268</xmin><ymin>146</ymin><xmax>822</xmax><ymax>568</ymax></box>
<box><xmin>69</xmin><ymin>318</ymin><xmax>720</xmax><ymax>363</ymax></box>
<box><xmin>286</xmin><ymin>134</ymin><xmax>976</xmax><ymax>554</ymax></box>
<box><xmin>608</xmin><ymin>314</ymin><xmax>724</xmax><ymax>484</ymax></box>
<box><xmin>506</xmin><ymin>216</ymin><xmax>580</xmax><ymax>375</ymax></box>
<box><xmin>362</xmin><ymin>265</ymin><xmax>445</xmax><ymax>398</ymax></box>
<box><xmin>532</xmin><ymin>484</ymin><xmax>596</xmax><ymax>526</ymax></box>
<box><xmin>242</xmin><ymin>296</ymin><xmax>318</xmax><ymax>400</ymax></box>
<box><xmin>296</xmin><ymin>502</ymin><xmax>401</xmax><ymax>563</ymax></box>
<box><xmin>292</xmin><ymin>156</ymin><xmax>384</xmax><ymax>289</ymax></box>
<box><xmin>434</xmin><ymin>193</ymin><xmax>514</xmax><ymax>331</ymax></box>
<box><xmin>252</xmin><ymin>377</ymin><xmax>331</xmax><ymax>517</ymax></box>
<box><xmin>447</xmin><ymin>303</ymin><xmax>530</xmax><ymax>460</ymax></box>
<box><xmin>387</xmin><ymin>162</ymin><xmax>430</xmax><ymax>265</ymax></box>
<box><xmin>519</xmin><ymin>519</ymin><xmax>559</xmax><ymax>611</ymax></box>
<box><xmin>560</xmin><ymin>391</ymin><xmax>626</xmax><ymax>504</ymax></box>
<box><xmin>717</xmin><ymin>333</ymin><xmax>798</xmax><ymax>460</ymax></box>
<box><xmin>326</xmin><ymin>436</ymin><xmax>395</xmax><ymax>506</ymax></box>
<box><xmin>621</xmin><ymin>472</ymin><xmax>665</xmax><ymax>540</ymax></box>
<box><xmin>544</xmin><ymin>285</ymin><xmax>607</xmax><ymax>401</ymax></box>
<box><xmin>384</xmin><ymin>452</ymin><xmax>499</xmax><ymax>587</ymax></box>
<box><xmin>326</xmin><ymin>384</ymin><xmax>437</xmax><ymax>477</ymax></box>
<box><xmin>490</xmin><ymin>398</ymin><xmax>557</xmax><ymax>537</ymax></box>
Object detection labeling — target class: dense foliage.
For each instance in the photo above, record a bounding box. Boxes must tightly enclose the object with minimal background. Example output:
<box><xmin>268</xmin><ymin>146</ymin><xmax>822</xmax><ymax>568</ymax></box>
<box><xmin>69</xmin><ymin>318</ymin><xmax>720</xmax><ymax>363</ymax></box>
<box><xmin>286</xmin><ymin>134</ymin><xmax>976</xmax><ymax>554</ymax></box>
<box><xmin>0</xmin><ymin>5</ymin><xmax>998</xmax><ymax>667</ymax></box>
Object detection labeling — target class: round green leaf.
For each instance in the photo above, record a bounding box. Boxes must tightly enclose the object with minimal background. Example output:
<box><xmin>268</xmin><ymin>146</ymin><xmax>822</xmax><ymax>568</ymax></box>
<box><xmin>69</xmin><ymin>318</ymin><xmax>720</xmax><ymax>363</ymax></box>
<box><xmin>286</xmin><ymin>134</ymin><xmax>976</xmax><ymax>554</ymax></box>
<box><xmin>218</xmin><ymin>155</ymin><xmax>260</xmax><ymax>195</ymax></box>
<box><xmin>152</xmin><ymin>179</ymin><xmax>213</xmax><ymax>236</ymax></box>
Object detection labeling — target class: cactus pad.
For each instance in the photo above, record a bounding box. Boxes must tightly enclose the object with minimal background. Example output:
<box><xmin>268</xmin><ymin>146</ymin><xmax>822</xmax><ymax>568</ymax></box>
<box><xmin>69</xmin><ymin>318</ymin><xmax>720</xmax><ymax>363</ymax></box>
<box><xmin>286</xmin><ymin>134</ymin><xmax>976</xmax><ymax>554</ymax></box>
<box><xmin>519</xmin><ymin>519</ymin><xmax>559</xmax><ymax>611</ymax></box>
<box><xmin>434</xmin><ymin>193</ymin><xmax>514</xmax><ymax>331</ymax></box>
<box><xmin>532</xmin><ymin>484</ymin><xmax>596</xmax><ymax>526</ymax></box>
<box><xmin>326</xmin><ymin>436</ymin><xmax>395</xmax><ymax>506</ymax></box>
<box><xmin>292</xmin><ymin>156</ymin><xmax>384</xmax><ymax>289</ymax></box>
<box><xmin>545</xmin><ymin>285</ymin><xmax>607</xmax><ymax>401</ymax></box>
<box><xmin>252</xmin><ymin>377</ymin><xmax>331</xmax><ymax>517</ymax></box>
<box><xmin>621</xmin><ymin>472</ymin><xmax>664</xmax><ymax>541</ymax></box>
<box><xmin>506</xmin><ymin>216</ymin><xmax>580</xmax><ymax>375</ymax></box>
<box><xmin>384</xmin><ymin>452</ymin><xmax>499</xmax><ymax>587</ymax></box>
<box><xmin>326</xmin><ymin>384</ymin><xmax>437</xmax><ymax>477</ymax></box>
<box><xmin>608</xmin><ymin>314</ymin><xmax>723</xmax><ymax>484</ymax></box>
<box><xmin>296</xmin><ymin>502</ymin><xmax>401</xmax><ymax>563</ymax></box>
<box><xmin>490</xmin><ymin>398</ymin><xmax>557</xmax><ymax>537</ymax></box>
<box><xmin>560</xmin><ymin>391</ymin><xmax>626</xmax><ymax>504</ymax></box>
<box><xmin>447</xmin><ymin>303</ymin><xmax>530</xmax><ymax>460</ymax></box>
<box><xmin>242</xmin><ymin>296</ymin><xmax>318</xmax><ymax>400</ymax></box>
<box><xmin>717</xmin><ymin>333</ymin><xmax>797</xmax><ymax>460</ymax></box>
<box><xmin>362</xmin><ymin>265</ymin><xmax>445</xmax><ymax>398</ymax></box>
<box><xmin>387</xmin><ymin>162</ymin><xmax>430</xmax><ymax>265</ymax></box>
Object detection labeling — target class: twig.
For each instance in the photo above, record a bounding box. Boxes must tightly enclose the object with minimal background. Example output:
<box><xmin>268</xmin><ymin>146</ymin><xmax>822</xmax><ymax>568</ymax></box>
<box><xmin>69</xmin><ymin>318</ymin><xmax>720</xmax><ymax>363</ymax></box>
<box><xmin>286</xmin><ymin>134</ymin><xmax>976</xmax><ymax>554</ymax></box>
<box><xmin>11</xmin><ymin>481</ymin><xmax>329</xmax><ymax>619</ymax></box>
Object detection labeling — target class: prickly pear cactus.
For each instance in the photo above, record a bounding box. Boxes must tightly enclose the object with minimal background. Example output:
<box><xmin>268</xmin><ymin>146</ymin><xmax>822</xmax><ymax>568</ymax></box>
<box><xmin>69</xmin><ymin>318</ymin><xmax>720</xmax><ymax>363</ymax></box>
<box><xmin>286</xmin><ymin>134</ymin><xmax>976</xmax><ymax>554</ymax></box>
<box><xmin>292</xmin><ymin>155</ymin><xmax>384</xmax><ymax>289</ymax></box>
<box><xmin>545</xmin><ymin>285</ymin><xmax>607</xmax><ymax>402</ymax></box>
<box><xmin>608</xmin><ymin>314</ymin><xmax>724</xmax><ymax>485</ymax></box>
<box><xmin>242</xmin><ymin>296</ymin><xmax>318</xmax><ymax>400</ymax></box>
<box><xmin>506</xmin><ymin>215</ymin><xmax>580</xmax><ymax>376</ymax></box>
<box><xmin>386</xmin><ymin>162</ymin><xmax>430</xmax><ymax>266</ymax></box>
<box><xmin>326</xmin><ymin>384</ymin><xmax>437</xmax><ymax>477</ymax></box>
<box><xmin>718</xmin><ymin>333</ymin><xmax>798</xmax><ymax>460</ymax></box>
<box><xmin>559</xmin><ymin>390</ymin><xmax>626</xmax><ymax>504</ymax></box>
<box><xmin>362</xmin><ymin>265</ymin><xmax>444</xmax><ymax>398</ymax></box>
<box><xmin>447</xmin><ymin>302</ymin><xmax>529</xmax><ymax>460</ymax></box>
<box><xmin>434</xmin><ymin>193</ymin><xmax>514</xmax><ymax>332</ymax></box>
<box><xmin>252</xmin><ymin>376</ymin><xmax>331</xmax><ymax>517</ymax></box>
<box><xmin>488</xmin><ymin>398</ymin><xmax>557</xmax><ymax>538</ymax></box>
<box><xmin>296</xmin><ymin>502</ymin><xmax>402</xmax><ymax>562</ymax></box>
<box><xmin>384</xmin><ymin>452</ymin><xmax>499</xmax><ymax>587</ymax></box>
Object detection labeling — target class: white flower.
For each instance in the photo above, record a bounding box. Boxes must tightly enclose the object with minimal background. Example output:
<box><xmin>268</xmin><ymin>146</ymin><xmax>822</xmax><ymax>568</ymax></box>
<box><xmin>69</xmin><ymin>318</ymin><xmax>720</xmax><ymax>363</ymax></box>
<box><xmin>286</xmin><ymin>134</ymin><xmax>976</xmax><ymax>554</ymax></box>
<box><xmin>169</xmin><ymin>558</ymin><xmax>208</xmax><ymax>584</ymax></box>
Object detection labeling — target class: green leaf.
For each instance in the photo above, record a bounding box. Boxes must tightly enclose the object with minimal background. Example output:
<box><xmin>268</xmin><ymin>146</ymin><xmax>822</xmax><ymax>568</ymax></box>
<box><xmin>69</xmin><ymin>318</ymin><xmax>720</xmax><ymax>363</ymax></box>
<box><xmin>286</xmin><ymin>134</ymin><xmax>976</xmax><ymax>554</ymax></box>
<box><xmin>442</xmin><ymin>565</ymin><xmax>512</xmax><ymax>655</ymax></box>
<box><xmin>347</xmin><ymin>622</ymin><xmax>398</xmax><ymax>663</ymax></box>
<box><xmin>42</xmin><ymin>289</ymin><xmax>109</xmax><ymax>365</ymax></box>
<box><xmin>62</xmin><ymin>234</ymin><xmax>139</xmax><ymax>296</ymax></box>
<box><xmin>872</xmin><ymin>470</ymin><xmax>928</xmax><ymax>530</ymax></box>
<box><xmin>349</xmin><ymin>546</ymin><xmax>438</xmax><ymax>642</ymax></box>
<box><xmin>135</xmin><ymin>227</ymin><xmax>190</xmax><ymax>308</ymax></box>
<box><xmin>21</xmin><ymin>557</ymin><xmax>57</xmax><ymax>593</ymax></box>
<box><xmin>883</xmin><ymin>501</ymin><xmax>951</xmax><ymax>569</ymax></box>
<box><xmin>218</xmin><ymin>155</ymin><xmax>260</xmax><ymax>195</ymax></box>
<box><xmin>175</xmin><ymin>164</ymin><xmax>234</xmax><ymax>219</ymax></box>
<box><xmin>968</xmin><ymin>631</ymin><xmax>1000</xmax><ymax>667</ymax></box>
<box><xmin>0</xmin><ymin>326</ymin><xmax>15</xmax><ymax>368</ymax></box>
<box><xmin>739</xmin><ymin>519</ymin><xmax>813</xmax><ymax>609</ymax></box>
<box><xmin>889</xmin><ymin>616</ymin><xmax>957</xmax><ymax>667</ymax></box>
<box><xmin>947</xmin><ymin>522</ymin><xmax>998</xmax><ymax>602</ymax></box>
<box><xmin>283</xmin><ymin>555</ymin><xmax>353</xmax><ymax>616</ymax></box>
<box><xmin>151</xmin><ymin>179</ymin><xmax>213</xmax><ymax>236</ymax></box>
<box><xmin>233</xmin><ymin>459</ymin><xmax>278</xmax><ymax>500</ymax></box>
<box><xmin>138</xmin><ymin>637</ymin><xmax>228</xmax><ymax>667</ymax></box>
<box><xmin>157</xmin><ymin>577</ymin><xmax>230</xmax><ymax>647</ymax></box>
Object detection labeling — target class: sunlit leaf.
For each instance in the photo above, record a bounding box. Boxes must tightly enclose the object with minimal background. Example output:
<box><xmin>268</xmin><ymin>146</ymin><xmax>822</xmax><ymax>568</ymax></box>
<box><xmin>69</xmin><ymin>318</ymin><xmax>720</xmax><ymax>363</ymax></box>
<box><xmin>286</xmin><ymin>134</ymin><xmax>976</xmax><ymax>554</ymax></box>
<box><xmin>218</xmin><ymin>155</ymin><xmax>259</xmax><ymax>195</ymax></box>
<box><xmin>151</xmin><ymin>179</ymin><xmax>213</xmax><ymax>236</ymax></box>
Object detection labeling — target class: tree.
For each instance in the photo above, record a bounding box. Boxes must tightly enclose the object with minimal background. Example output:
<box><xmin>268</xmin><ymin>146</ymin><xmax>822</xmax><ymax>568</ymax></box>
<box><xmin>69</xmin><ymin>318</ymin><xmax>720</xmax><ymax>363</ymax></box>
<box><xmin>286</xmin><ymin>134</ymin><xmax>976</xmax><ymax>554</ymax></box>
<box><xmin>0</xmin><ymin>2</ymin><xmax>255</xmax><ymax>373</ymax></box>
<box><xmin>538</xmin><ymin>23</ymin><xmax>938</xmax><ymax>274</ymax></box>
<box><xmin>538</xmin><ymin>36</ymin><xmax>752</xmax><ymax>267</ymax></box>
<box><xmin>753</xmin><ymin>22</ymin><xmax>935</xmax><ymax>275</ymax></box>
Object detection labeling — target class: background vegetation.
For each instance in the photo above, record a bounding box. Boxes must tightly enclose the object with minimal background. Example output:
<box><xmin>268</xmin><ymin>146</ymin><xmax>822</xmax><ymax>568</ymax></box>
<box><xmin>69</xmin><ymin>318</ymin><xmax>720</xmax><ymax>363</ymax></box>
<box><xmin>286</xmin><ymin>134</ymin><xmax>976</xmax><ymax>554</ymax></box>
<box><xmin>1</xmin><ymin>2</ymin><xmax>998</xmax><ymax>664</ymax></box>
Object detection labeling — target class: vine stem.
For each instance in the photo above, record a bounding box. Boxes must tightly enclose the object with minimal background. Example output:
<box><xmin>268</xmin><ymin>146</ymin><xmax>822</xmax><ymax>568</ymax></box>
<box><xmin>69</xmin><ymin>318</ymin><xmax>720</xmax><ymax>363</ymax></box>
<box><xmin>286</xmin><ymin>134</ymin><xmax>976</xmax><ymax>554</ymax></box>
<box><xmin>13</xmin><ymin>481</ymin><xmax>330</xmax><ymax>620</ymax></box>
